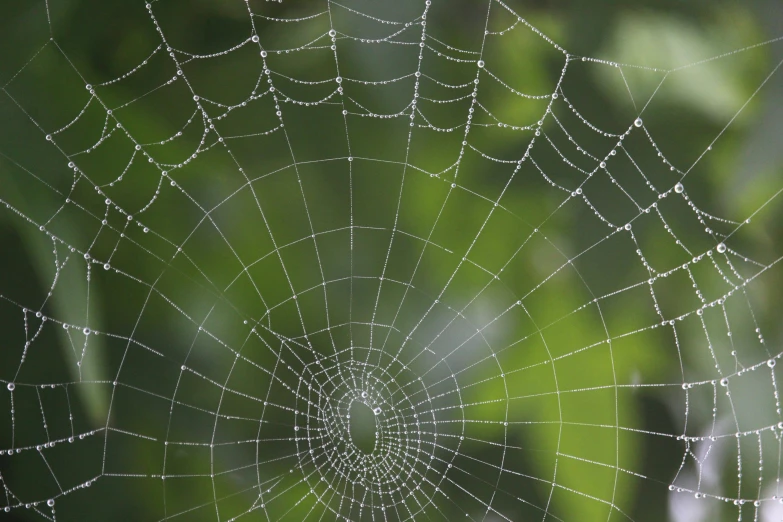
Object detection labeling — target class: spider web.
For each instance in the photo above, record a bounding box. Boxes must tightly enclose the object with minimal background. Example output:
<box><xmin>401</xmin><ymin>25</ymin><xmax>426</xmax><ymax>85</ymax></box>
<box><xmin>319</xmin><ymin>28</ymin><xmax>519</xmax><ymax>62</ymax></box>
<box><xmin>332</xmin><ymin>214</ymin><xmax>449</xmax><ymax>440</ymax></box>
<box><xmin>1</xmin><ymin>0</ymin><xmax>783</xmax><ymax>521</ymax></box>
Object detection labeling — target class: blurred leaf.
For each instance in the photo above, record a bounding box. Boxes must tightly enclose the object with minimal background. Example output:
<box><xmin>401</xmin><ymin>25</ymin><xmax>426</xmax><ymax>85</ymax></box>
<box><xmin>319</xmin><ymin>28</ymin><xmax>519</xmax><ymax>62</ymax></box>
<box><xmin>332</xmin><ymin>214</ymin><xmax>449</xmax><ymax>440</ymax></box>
<box><xmin>597</xmin><ymin>9</ymin><xmax>765</xmax><ymax>123</ymax></box>
<box><xmin>0</xmin><ymin>160</ymin><xmax>109</xmax><ymax>428</ymax></box>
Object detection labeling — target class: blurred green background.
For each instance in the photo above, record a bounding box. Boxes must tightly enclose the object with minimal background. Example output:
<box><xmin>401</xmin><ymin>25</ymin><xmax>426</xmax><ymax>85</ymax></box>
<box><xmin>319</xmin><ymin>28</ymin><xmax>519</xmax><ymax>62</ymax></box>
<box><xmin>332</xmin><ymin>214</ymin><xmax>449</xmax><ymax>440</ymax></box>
<box><xmin>1</xmin><ymin>0</ymin><xmax>782</xmax><ymax>521</ymax></box>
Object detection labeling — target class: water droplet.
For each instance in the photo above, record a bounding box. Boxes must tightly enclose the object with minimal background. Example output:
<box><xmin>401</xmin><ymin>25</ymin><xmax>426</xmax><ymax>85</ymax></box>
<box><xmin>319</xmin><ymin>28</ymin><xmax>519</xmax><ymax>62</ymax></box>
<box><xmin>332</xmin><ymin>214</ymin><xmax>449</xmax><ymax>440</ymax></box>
<box><xmin>674</xmin><ymin>182</ymin><xmax>684</xmax><ymax>193</ymax></box>
<box><xmin>634</xmin><ymin>117</ymin><xmax>643</xmax><ymax>127</ymax></box>
<box><xmin>716</xmin><ymin>243</ymin><xmax>727</xmax><ymax>254</ymax></box>
<box><xmin>477</xmin><ymin>60</ymin><xmax>485</xmax><ymax>68</ymax></box>
<box><xmin>7</xmin><ymin>383</ymin><xmax>15</xmax><ymax>392</ymax></box>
